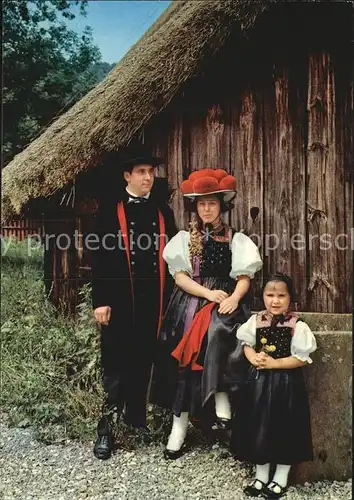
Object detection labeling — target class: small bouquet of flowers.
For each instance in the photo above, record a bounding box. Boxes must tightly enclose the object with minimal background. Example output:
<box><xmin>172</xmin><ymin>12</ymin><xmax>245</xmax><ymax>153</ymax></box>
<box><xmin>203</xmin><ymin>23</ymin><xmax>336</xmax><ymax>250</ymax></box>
<box><xmin>259</xmin><ymin>337</ymin><xmax>276</xmax><ymax>354</ymax></box>
<box><xmin>254</xmin><ymin>337</ymin><xmax>277</xmax><ymax>378</ymax></box>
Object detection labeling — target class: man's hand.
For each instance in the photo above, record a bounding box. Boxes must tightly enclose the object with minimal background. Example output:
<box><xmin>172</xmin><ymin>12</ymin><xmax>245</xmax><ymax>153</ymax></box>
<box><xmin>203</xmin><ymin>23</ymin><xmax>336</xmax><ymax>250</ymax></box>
<box><xmin>218</xmin><ymin>296</ymin><xmax>239</xmax><ymax>314</ymax></box>
<box><xmin>94</xmin><ymin>306</ymin><xmax>111</xmax><ymax>326</ymax></box>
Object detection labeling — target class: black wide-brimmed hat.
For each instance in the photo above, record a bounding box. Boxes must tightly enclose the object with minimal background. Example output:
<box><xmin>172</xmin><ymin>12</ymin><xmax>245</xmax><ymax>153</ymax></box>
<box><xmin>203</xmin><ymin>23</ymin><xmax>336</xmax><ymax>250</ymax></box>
<box><xmin>120</xmin><ymin>140</ymin><xmax>164</xmax><ymax>167</ymax></box>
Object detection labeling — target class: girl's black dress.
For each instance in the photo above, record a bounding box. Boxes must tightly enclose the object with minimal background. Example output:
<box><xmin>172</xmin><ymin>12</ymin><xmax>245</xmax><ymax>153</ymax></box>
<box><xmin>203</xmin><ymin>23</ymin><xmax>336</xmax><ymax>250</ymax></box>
<box><xmin>230</xmin><ymin>313</ymin><xmax>316</xmax><ymax>465</ymax></box>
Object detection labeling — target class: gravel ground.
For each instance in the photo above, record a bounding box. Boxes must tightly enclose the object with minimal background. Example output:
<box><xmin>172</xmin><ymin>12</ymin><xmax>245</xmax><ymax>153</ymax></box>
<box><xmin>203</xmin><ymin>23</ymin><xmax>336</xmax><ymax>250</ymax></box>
<box><xmin>0</xmin><ymin>422</ymin><xmax>351</xmax><ymax>500</ymax></box>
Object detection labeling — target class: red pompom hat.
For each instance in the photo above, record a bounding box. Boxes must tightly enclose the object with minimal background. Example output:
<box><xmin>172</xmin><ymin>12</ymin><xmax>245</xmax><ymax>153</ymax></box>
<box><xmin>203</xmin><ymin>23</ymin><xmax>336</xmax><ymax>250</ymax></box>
<box><xmin>180</xmin><ymin>169</ymin><xmax>236</xmax><ymax>203</ymax></box>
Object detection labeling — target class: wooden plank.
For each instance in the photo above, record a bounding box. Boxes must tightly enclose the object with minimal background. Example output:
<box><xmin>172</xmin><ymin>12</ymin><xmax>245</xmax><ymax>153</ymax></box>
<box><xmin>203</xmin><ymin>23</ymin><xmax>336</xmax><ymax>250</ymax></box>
<box><xmin>205</xmin><ymin>103</ymin><xmax>231</xmax><ymax>171</ymax></box>
<box><xmin>61</xmin><ymin>216</ymin><xmax>77</xmax><ymax>313</ymax></box>
<box><xmin>182</xmin><ymin>100</ymin><xmax>232</xmax><ymax>228</ymax></box>
<box><xmin>145</xmin><ymin>105</ymin><xmax>185</xmax><ymax>228</ymax></box>
<box><xmin>167</xmin><ymin>115</ymin><xmax>185</xmax><ymax>230</ymax></box>
<box><xmin>342</xmin><ymin>45</ymin><xmax>354</xmax><ymax>312</ymax></box>
<box><xmin>50</xmin><ymin>221</ymin><xmax>58</xmax><ymax>303</ymax></box>
<box><xmin>43</xmin><ymin>213</ymin><xmax>78</xmax><ymax>312</ymax></box>
<box><xmin>43</xmin><ymin>220</ymin><xmax>53</xmax><ymax>298</ymax></box>
<box><xmin>345</xmin><ymin>178</ymin><xmax>354</xmax><ymax>312</ymax></box>
<box><xmin>349</xmin><ymin>57</ymin><xmax>354</xmax><ymax>311</ymax></box>
<box><xmin>306</xmin><ymin>51</ymin><xmax>344</xmax><ymax>312</ymax></box>
<box><xmin>76</xmin><ymin>214</ymin><xmax>95</xmax><ymax>292</ymax></box>
<box><xmin>144</xmin><ymin>110</ymin><xmax>175</xmax><ymax>221</ymax></box>
<box><xmin>76</xmin><ymin>216</ymin><xmax>83</xmax><ymax>270</ymax></box>
<box><xmin>186</xmin><ymin>103</ymin><xmax>231</xmax><ymax>172</ymax></box>
<box><xmin>230</xmin><ymin>79</ymin><xmax>264</xmax><ymax>307</ymax></box>
<box><xmin>263</xmin><ymin>51</ymin><xmax>308</xmax><ymax>310</ymax></box>
<box><xmin>230</xmin><ymin>90</ymin><xmax>263</xmax><ymax>235</ymax></box>
<box><xmin>146</xmin><ymin>117</ymin><xmax>168</xmax><ymax>180</ymax></box>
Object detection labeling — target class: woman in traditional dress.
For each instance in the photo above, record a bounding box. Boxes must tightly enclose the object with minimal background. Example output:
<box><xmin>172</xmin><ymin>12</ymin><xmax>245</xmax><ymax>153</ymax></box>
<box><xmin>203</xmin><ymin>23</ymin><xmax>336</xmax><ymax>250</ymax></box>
<box><xmin>152</xmin><ymin>168</ymin><xmax>263</xmax><ymax>459</ymax></box>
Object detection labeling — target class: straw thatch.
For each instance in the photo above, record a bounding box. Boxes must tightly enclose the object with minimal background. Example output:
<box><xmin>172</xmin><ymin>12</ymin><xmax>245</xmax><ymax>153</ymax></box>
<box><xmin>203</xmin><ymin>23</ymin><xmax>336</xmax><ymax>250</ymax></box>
<box><xmin>2</xmin><ymin>0</ymin><xmax>274</xmax><ymax>221</ymax></box>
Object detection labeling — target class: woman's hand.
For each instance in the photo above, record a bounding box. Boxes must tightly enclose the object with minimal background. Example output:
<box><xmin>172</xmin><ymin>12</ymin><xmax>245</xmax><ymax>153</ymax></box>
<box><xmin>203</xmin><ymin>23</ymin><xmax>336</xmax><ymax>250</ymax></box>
<box><xmin>206</xmin><ymin>289</ymin><xmax>229</xmax><ymax>304</ymax></box>
<box><xmin>218</xmin><ymin>296</ymin><xmax>239</xmax><ymax>314</ymax></box>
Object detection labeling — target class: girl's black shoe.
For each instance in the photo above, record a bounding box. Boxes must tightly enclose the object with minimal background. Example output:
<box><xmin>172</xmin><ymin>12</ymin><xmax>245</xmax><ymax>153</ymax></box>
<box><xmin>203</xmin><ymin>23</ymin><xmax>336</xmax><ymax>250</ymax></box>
<box><xmin>243</xmin><ymin>479</ymin><xmax>267</xmax><ymax>497</ymax></box>
<box><xmin>263</xmin><ymin>481</ymin><xmax>288</xmax><ymax>498</ymax></box>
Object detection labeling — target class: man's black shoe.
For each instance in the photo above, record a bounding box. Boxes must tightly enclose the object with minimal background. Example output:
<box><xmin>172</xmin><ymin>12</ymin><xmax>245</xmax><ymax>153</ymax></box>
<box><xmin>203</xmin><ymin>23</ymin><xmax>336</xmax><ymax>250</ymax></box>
<box><xmin>93</xmin><ymin>416</ymin><xmax>114</xmax><ymax>460</ymax></box>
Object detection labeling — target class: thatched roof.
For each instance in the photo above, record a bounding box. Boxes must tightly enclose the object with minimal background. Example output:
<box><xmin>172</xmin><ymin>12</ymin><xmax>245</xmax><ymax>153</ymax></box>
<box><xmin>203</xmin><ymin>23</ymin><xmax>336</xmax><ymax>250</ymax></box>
<box><xmin>2</xmin><ymin>0</ymin><xmax>274</xmax><ymax>221</ymax></box>
<box><xmin>3</xmin><ymin>0</ymin><xmax>348</xmax><ymax>221</ymax></box>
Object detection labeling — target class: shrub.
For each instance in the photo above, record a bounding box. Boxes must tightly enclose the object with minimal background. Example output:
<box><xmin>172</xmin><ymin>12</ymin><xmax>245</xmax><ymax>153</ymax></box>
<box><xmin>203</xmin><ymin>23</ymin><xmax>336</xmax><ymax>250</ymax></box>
<box><xmin>1</xmin><ymin>238</ymin><xmax>102</xmax><ymax>442</ymax></box>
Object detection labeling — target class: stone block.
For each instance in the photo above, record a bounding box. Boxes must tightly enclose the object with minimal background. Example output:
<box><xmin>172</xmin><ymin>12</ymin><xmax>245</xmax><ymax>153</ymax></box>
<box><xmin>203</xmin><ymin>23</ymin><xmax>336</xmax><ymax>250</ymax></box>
<box><xmin>292</xmin><ymin>331</ymin><xmax>352</xmax><ymax>484</ymax></box>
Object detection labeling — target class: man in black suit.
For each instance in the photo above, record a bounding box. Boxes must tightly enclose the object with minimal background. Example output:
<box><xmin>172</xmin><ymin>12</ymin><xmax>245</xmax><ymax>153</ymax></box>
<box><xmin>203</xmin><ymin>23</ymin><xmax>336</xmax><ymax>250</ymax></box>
<box><xmin>91</xmin><ymin>143</ymin><xmax>177</xmax><ymax>459</ymax></box>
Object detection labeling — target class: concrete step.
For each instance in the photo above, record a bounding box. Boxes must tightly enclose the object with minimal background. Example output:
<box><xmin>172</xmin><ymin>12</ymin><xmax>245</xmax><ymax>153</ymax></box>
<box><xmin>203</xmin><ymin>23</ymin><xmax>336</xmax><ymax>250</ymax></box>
<box><xmin>298</xmin><ymin>313</ymin><xmax>352</xmax><ymax>332</ymax></box>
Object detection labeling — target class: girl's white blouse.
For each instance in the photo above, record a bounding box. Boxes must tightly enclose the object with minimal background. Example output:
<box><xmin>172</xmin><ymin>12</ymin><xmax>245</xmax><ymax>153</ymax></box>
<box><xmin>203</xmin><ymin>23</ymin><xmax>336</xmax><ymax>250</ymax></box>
<box><xmin>236</xmin><ymin>314</ymin><xmax>317</xmax><ymax>364</ymax></box>
<box><xmin>162</xmin><ymin>230</ymin><xmax>263</xmax><ymax>279</ymax></box>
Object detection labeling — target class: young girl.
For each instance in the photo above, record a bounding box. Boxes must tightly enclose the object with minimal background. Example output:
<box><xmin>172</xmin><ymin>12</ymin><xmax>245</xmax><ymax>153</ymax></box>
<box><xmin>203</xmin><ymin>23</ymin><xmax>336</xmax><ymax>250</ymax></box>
<box><xmin>230</xmin><ymin>273</ymin><xmax>317</xmax><ymax>498</ymax></box>
<box><xmin>152</xmin><ymin>169</ymin><xmax>262</xmax><ymax>459</ymax></box>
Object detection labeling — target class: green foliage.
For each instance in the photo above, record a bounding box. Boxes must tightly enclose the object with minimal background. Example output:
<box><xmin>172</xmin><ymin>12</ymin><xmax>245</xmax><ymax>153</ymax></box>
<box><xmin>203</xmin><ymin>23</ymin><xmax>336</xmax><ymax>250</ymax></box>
<box><xmin>3</xmin><ymin>0</ymin><xmax>114</xmax><ymax>165</ymax></box>
<box><xmin>1</xmin><ymin>238</ymin><xmax>102</xmax><ymax>442</ymax></box>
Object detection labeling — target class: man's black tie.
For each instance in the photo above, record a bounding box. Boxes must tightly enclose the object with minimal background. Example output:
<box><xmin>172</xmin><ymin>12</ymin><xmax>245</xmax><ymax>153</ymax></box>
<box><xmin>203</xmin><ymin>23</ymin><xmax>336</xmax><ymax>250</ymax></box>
<box><xmin>128</xmin><ymin>196</ymin><xmax>149</xmax><ymax>204</ymax></box>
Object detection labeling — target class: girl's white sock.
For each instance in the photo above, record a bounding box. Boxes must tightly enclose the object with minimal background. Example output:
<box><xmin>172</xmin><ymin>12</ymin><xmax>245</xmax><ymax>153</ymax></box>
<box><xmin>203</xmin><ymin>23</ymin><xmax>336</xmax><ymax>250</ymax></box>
<box><xmin>255</xmin><ymin>463</ymin><xmax>270</xmax><ymax>485</ymax></box>
<box><xmin>214</xmin><ymin>392</ymin><xmax>231</xmax><ymax>420</ymax></box>
<box><xmin>272</xmin><ymin>464</ymin><xmax>291</xmax><ymax>488</ymax></box>
<box><xmin>166</xmin><ymin>412</ymin><xmax>189</xmax><ymax>451</ymax></box>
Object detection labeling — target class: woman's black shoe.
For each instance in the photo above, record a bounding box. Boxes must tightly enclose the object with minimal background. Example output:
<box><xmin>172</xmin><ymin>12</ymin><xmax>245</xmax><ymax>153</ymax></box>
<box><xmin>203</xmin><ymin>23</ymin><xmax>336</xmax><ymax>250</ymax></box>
<box><xmin>212</xmin><ymin>417</ymin><xmax>231</xmax><ymax>431</ymax></box>
<box><xmin>243</xmin><ymin>479</ymin><xmax>267</xmax><ymax>497</ymax></box>
<box><xmin>263</xmin><ymin>481</ymin><xmax>288</xmax><ymax>499</ymax></box>
<box><xmin>163</xmin><ymin>445</ymin><xmax>186</xmax><ymax>460</ymax></box>
<box><xmin>93</xmin><ymin>416</ymin><xmax>114</xmax><ymax>460</ymax></box>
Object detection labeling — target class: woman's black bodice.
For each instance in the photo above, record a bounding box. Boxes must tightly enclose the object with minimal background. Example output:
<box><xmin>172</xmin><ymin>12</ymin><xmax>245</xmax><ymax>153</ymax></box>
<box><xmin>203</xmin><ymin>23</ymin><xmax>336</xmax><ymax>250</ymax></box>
<box><xmin>200</xmin><ymin>236</ymin><xmax>231</xmax><ymax>279</ymax></box>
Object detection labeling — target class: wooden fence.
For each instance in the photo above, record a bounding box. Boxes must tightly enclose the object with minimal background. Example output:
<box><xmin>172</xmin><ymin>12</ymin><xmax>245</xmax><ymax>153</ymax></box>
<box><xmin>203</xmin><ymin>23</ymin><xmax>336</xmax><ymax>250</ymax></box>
<box><xmin>1</xmin><ymin>219</ymin><xmax>44</xmax><ymax>241</ymax></box>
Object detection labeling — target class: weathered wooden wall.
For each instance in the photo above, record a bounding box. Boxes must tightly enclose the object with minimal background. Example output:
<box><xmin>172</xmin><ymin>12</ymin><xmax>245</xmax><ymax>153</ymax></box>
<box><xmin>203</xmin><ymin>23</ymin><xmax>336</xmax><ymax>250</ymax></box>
<box><xmin>43</xmin><ymin>205</ymin><xmax>96</xmax><ymax>313</ymax></box>
<box><xmin>143</xmin><ymin>41</ymin><xmax>353</xmax><ymax>312</ymax></box>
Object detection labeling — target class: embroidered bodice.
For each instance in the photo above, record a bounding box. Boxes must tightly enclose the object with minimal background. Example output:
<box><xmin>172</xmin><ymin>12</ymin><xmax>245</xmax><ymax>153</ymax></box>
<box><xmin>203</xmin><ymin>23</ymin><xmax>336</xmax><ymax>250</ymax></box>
<box><xmin>255</xmin><ymin>326</ymin><xmax>293</xmax><ymax>359</ymax></box>
<box><xmin>200</xmin><ymin>237</ymin><xmax>232</xmax><ymax>279</ymax></box>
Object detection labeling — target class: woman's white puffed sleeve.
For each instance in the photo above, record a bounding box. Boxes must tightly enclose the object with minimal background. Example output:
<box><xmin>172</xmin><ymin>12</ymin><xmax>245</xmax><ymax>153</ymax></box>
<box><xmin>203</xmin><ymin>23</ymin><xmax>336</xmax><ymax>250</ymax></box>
<box><xmin>230</xmin><ymin>232</ymin><xmax>263</xmax><ymax>279</ymax></box>
<box><xmin>236</xmin><ymin>314</ymin><xmax>257</xmax><ymax>347</ymax></box>
<box><xmin>162</xmin><ymin>230</ymin><xmax>192</xmax><ymax>278</ymax></box>
<box><xmin>291</xmin><ymin>321</ymin><xmax>317</xmax><ymax>364</ymax></box>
